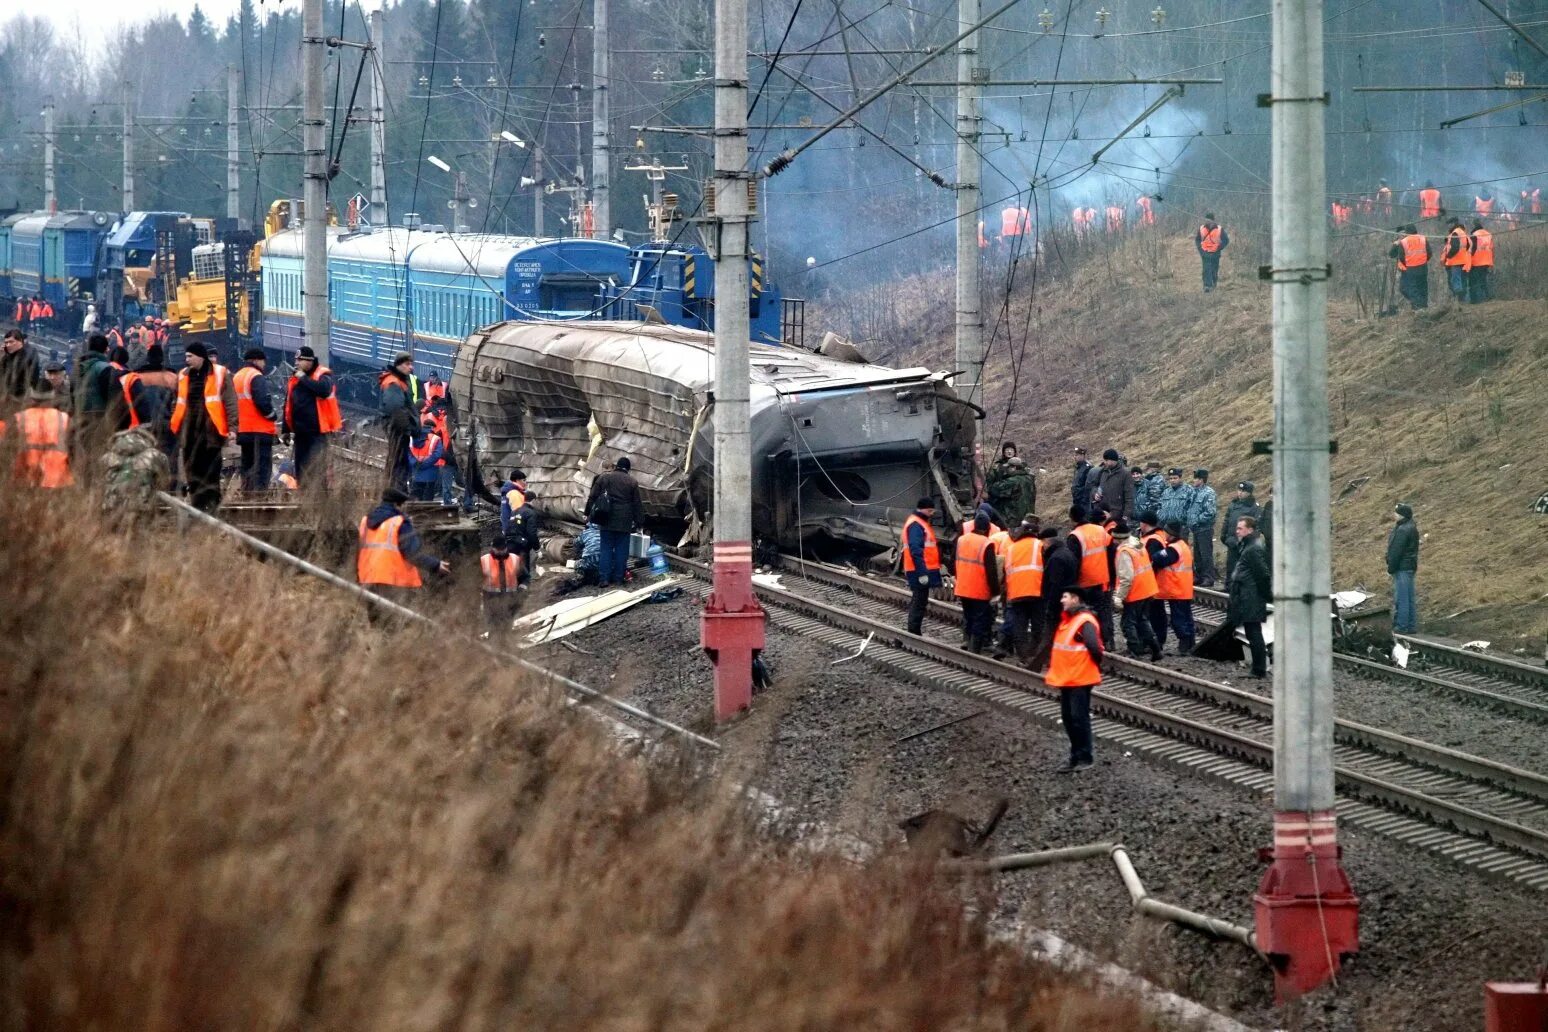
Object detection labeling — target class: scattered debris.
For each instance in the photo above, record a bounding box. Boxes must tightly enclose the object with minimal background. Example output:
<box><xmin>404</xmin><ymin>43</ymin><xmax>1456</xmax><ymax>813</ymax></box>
<box><xmin>752</xmin><ymin>572</ymin><xmax>788</xmax><ymax>591</ymax></box>
<box><xmin>898</xmin><ymin>798</ymin><xmax>1009</xmax><ymax>858</ymax></box>
<box><xmin>513</xmin><ymin>579</ymin><xmax>680</xmax><ymax>646</ymax></box>
<box><xmin>831</xmin><ymin>631</ymin><xmax>874</xmax><ymax>666</ymax></box>
<box><xmin>895</xmin><ymin>710</ymin><xmax>986</xmax><ymax>744</ymax></box>
<box><xmin>1461</xmin><ymin>640</ymin><xmax>1491</xmax><ymax>652</ymax></box>
<box><xmin>1333</xmin><ymin>590</ymin><xmax>1371</xmax><ymax>610</ymax></box>
<box><xmin>1391</xmin><ymin>641</ymin><xmax>1411</xmax><ymax>668</ymax></box>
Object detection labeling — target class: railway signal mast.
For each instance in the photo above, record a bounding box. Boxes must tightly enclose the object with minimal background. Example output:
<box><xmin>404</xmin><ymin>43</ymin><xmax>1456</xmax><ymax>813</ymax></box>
<box><xmin>1254</xmin><ymin>0</ymin><xmax>1359</xmax><ymax>1000</ymax></box>
<box><xmin>700</xmin><ymin>0</ymin><xmax>764</xmax><ymax>721</ymax></box>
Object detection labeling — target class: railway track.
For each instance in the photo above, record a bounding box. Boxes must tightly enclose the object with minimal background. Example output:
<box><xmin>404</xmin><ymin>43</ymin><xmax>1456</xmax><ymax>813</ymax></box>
<box><xmin>674</xmin><ymin>553</ymin><xmax>1548</xmax><ymax>890</ymax></box>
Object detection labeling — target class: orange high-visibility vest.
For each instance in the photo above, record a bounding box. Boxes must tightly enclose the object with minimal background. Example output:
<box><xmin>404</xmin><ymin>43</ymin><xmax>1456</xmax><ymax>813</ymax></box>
<box><xmin>978</xmin><ymin>221</ymin><xmax>988</xmax><ymax>249</ymax></box>
<box><xmin>953</xmin><ymin>531</ymin><xmax>993</xmax><ymax>601</ymax></box>
<box><xmin>1471</xmin><ymin>229</ymin><xmax>1494</xmax><ymax>268</ymax></box>
<box><xmin>278</xmin><ymin>472</ymin><xmax>299</xmax><ymax>490</ymax></box>
<box><xmin>1004</xmin><ymin>535</ymin><xmax>1045</xmax><ymax>601</ymax></box>
<box><xmin>1419</xmin><ymin>188</ymin><xmax>1441</xmax><ymax>218</ymax></box>
<box><xmin>1046</xmin><ymin>610</ymin><xmax>1102</xmax><ymax>688</ymax></box>
<box><xmin>1136</xmin><ymin>195</ymin><xmax>1155</xmax><ymax>225</ymax></box>
<box><xmin>423</xmin><ymin>380</ymin><xmax>447</xmax><ymax>405</ymax></box>
<box><xmin>1117</xmin><ymin>543</ymin><xmax>1158</xmax><ymax>602</ymax></box>
<box><xmin>1331</xmin><ymin>202</ymin><xmax>1351</xmax><ymax>227</ymax></box>
<box><xmin>233</xmin><ymin>366</ymin><xmax>277</xmax><ymax>435</ymax></box>
<box><xmin>1105</xmin><ymin>206</ymin><xmax>1124</xmax><ymax>232</ymax></box>
<box><xmin>2</xmin><ymin>408</ymin><xmax>73</xmax><ymax>488</ymax></box>
<box><xmin>1444</xmin><ymin>227</ymin><xmax>1472</xmax><ymax>268</ymax></box>
<box><xmin>1154</xmin><ymin>538</ymin><xmax>1195</xmax><ymax>600</ymax></box>
<box><xmin>1474</xmin><ymin>196</ymin><xmax>1494</xmax><ymax>214</ymax></box>
<box><xmin>901</xmin><ymin>513</ymin><xmax>940</xmax><ymax>574</ymax></box>
<box><xmin>1398</xmin><ymin>233</ymin><xmax>1428</xmax><ymax>269</ymax></box>
<box><xmin>480</xmin><ymin>552</ymin><xmax>523</xmax><ymax>593</ymax></box>
<box><xmin>169</xmin><ymin>363</ymin><xmax>229</xmax><ymax>437</ymax></box>
<box><xmin>286</xmin><ymin>366</ymin><xmax>343</xmax><ymax>433</ymax></box>
<box><xmin>410</xmin><ymin>432</ymin><xmax>445</xmax><ymax>468</ymax></box>
<box><xmin>1071</xmin><ymin>523</ymin><xmax>1111</xmax><ymax>590</ymax></box>
<box><xmin>357</xmin><ymin>514</ymin><xmax>423</xmax><ymax>587</ymax></box>
<box><xmin>1522</xmin><ymin>188</ymin><xmax>1541</xmax><ymax>214</ymax></box>
<box><xmin>1199</xmin><ymin>225</ymin><xmax>1222</xmax><ymax>253</ymax></box>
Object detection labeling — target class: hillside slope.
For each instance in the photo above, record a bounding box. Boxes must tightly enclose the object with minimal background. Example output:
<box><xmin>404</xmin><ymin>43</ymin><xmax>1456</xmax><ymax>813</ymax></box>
<box><xmin>889</xmin><ymin>233</ymin><xmax>1547</xmax><ymax>647</ymax></box>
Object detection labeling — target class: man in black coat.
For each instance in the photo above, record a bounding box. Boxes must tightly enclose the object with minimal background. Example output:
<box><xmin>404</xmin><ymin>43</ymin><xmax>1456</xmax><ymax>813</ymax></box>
<box><xmin>1028</xmin><ymin>527</ymin><xmax>1077</xmax><ymax>673</ymax></box>
<box><xmin>1227</xmin><ymin>514</ymin><xmax>1272</xmax><ymax>678</ymax></box>
<box><xmin>1386</xmin><ymin>502</ymin><xmax>1420</xmax><ymax>634</ymax></box>
<box><xmin>1071</xmin><ymin>446</ymin><xmax>1095</xmax><ymax>512</ymax></box>
<box><xmin>585</xmin><ymin>456</ymin><xmax>645</xmax><ymax>586</ymax></box>
<box><xmin>1</xmin><ymin>330</ymin><xmax>41</xmax><ymax>402</ymax></box>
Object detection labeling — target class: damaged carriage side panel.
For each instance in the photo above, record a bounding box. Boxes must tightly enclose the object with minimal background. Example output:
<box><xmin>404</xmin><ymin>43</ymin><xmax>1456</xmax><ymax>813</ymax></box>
<box><xmin>452</xmin><ymin>320</ymin><xmax>976</xmax><ymax>552</ymax></box>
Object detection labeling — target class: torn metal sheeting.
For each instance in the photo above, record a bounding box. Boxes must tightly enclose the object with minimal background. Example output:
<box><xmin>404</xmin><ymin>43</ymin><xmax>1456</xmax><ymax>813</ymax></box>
<box><xmin>513</xmin><ymin>578</ymin><xmax>680</xmax><ymax>646</ymax></box>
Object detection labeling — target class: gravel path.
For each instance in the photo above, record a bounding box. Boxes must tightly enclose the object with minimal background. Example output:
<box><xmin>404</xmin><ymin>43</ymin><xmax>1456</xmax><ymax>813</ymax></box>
<box><xmin>532</xmin><ymin>583</ymin><xmax>1548</xmax><ymax>1032</ymax></box>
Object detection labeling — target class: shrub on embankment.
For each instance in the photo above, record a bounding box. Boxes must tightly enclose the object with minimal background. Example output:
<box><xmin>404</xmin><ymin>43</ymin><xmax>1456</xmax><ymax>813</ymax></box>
<box><xmin>0</xmin><ymin>485</ymin><xmax>1160</xmax><ymax>1030</ymax></box>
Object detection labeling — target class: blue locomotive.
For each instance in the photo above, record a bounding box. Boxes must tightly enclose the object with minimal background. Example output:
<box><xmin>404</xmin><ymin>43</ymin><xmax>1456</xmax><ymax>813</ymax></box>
<box><xmin>0</xmin><ymin>209</ymin><xmax>114</xmax><ymax>323</ymax></box>
<box><xmin>594</xmin><ymin>241</ymin><xmax>793</xmax><ymax>346</ymax></box>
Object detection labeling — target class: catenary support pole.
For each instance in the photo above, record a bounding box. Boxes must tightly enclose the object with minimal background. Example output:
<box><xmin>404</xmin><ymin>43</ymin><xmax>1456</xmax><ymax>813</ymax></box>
<box><xmin>1254</xmin><ymin>0</ymin><xmax>1358</xmax><ymax>1002</ymax></box>
<box><xmin>954</xmin><ymin>0</ymin><xmax>984</xmax><ymax>412</ymax></box>
<box><xmin>122</xmin><ymin>80</ymin><xmax>135</xmax><ymax>212</ymax></box>
<box><xmin>302</xmin><ymin>0</ymin><xmax>331</xmax><ymax>364</ymax></box>
<box><xmin>533</xmin><ymin>142</ymin><xmax>544</xmax><ymax>237</ymax></box>
<box><xmin>227</xmin><ymin>66</ymin><xmax>241</xmax><ymax>223</ymax></box>
<box><xmin>700</xmin><ymin>0</ymin><xmax>763</xmax><ymax>722</ymax></box>
<box><xmin>590</xmin><ymin>0</ymin><xmax>610</xmax><ymax>237</ymax></box>
<box><xmin>43</xmin><ymin>100</ymin><xmax>56</xmax><ymax>215</ymax></box>
<box><xmin>369</xmin><ymin>5</ymin><xmax>388</xmax><ymax>225</ymax></box>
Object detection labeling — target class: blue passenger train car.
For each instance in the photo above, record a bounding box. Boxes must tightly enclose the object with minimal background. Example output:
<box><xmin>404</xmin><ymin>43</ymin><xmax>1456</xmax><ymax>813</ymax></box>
<box><xmin>5</xmin><ymin>213</ymin><xmax>50</xmax><ymax>301</ymax></box>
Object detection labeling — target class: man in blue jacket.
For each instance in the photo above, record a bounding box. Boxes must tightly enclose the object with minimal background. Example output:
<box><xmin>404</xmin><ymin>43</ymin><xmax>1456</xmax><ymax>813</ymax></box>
<box><xmin>406</xmin><ymin>427</ymin><xmax>445</xmax><ymax>501</ymax></box>
<box><xmin>1186</xmin><ymin>468</ymin><xmax>1219</xmax><ymax>586</ymax></box>
<box><xmin>901</xmin><ymin>497</ymin><xmax>942</xmax><ymax>635</ymax></box>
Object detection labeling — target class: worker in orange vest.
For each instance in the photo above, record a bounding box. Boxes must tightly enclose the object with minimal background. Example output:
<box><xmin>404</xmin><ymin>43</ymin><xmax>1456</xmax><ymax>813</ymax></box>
<box><xmin>1195</xmin><ymin>213</ymin><xmax>1228</xmax><ymax>292</ymax></box>
<box><xmin>169</xmin><ymin>342</ymin><xmax>237</xmax><ymax>512</ymax></box>
<box><xmin>1376</xmin><ymin>179</ymin><xmax>1393</xmax><ymax>218</ymax></box>
<box><xmin>1388</xmin><ymin>224</ymin><xmax>1431</xmax><ymax>310</ymax></box>
<box><xmin>480</xmin><ymin>533</ymin><xmax>525</xmax><ymax>630</ymax></box>
<box><xmin>1149</xmin><ymin>520</ymin><xmax>1197</xmax><ymax>655</ymax></box>
<box><xmin>1519</xmin><ymin>184</ymin><xmax>1541</xmax><ymax>216</ymax></box>
<box><xmin>1067</xmin><ymin>504</ymin><xmax>1115</xmax><ymax>650</ymax></box>
<box><xmin>999</xmin><ymin>518</ymin><xmax>1046</xmax><ymax>661</ymax></box>
<box><xmin>1112</xmin><ymin>520</ymin><xmax>1161</xmax><ymax>661</ymax></box>
<box><xmin>357</xmin><ymin>487</ymin><xmax>450</xmax><ymax>608</ymax></box>
<box><xmin>901</xmin><ymin>497</ymin><xmax>942</xmax><ymax>635</ymax></box>
<box><xmin>1104</xmin><ymin>204</ymin><xmax>1124</xmax><ymax>234</ymax></box>
<box><xmin>1047</xmin><ymin>587</ymin><xmax>1103</xmax><ymax>773</ymax></box>
<box><xmin>1416</xmin><ymin>182</ymin><xmax>1442</xmax><ymax>220</ymax></box>
<box><xmin>1473</xmin><ymin>189</ymin><xmax>1494</xmax><ymax>217</ymax></box>
<box><xmin>954</xmin><ymin>511</ymin><xmax>1002</xmax><ymax>654</ymax></box>
<box><xmin>233</xmin><ymin>347</ymin><xmax>277</xmax><ymax>491</ymax></box>
<box><xmin>1330</xmin><ymin>200</ymin><xmax>1351</xmax><ymax>228</ymax></box>
<box><xmin>1000</xmin><ymin>204</ymin><xmax>1030</xmax><ymax>242</ymax></box>
<box><xmin>1441</xmin><ymin>218</ymin><xmax>1472</xmax><ymax>302</ymax></box>
<box><xmin>283</xmin><ymin>344</ymin><xmax>342</xmax><ymax>487</ymax></box>
<box><xmin>1468</xmin><ymin>219</ymin><xmax>1494</xmax><ymax>303</ymax></box>
<box><xmin>0</xmin><ymin>390</ymin><xmax>74</xmax><ymax>488</ymax></box>
<box><xmin>1135</xmin><ymin>194</ymin><xmax>1155</xmax><ymax>226</ymax></box>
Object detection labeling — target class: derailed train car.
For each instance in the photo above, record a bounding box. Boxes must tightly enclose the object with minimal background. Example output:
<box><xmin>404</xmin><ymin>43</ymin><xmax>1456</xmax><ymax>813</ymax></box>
<box><xmin>452</xmin><ymin>320</ymin><xmax>977</xmax><ymax>553</ymax></box>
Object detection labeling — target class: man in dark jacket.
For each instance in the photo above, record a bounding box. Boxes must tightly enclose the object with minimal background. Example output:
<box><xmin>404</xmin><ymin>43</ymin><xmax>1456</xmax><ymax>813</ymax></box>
<box><xmin>1227</xmin><ymin>515</ymin><xmax>1272</xmax><ymax>678</ymax></box>
<box><xmin>902</xmin><ymin>498</ymin><xmax>943</xmax><ymax>635</ymax></box>
<box><xmin>1220</xmin><ymin>481</ymin><xmax>1263</xmax><ymax>583</ymax></box>
<box><xmin>378</xmin><ymin>352</ymin><xmax>421</xmax><ymax>491</ymax></box>
<box><xmin>175</xmin><ymin>343</ymin><xmax>238</xmax><ymax>513</ymax></box>
<box><xmin>285</xmin><ymin>345</ymin><xmax>339</xmax><ymax>485</ymax></box>
<box><xmin>1386</xmin><ymin>502</ymin><xmax>1419</xmax><ymax>634</ymax></box>
<box><xmin>74</xmin><ymin>335</ymin><xmax>113</xmax><ymax>444</ymax></box>
<box><xmin>125</xmin><ymin>344</ymin><xmax>179</xmax><ymax>464</ymax></box>
<box><xmin>500</xmin><ymin>471</ymin><xmax>541</xmax><ymax>582</ymax></box>
<box><xmin>586</xmin><ymin>456</ymin><xmax>645</xmax><ymax>586</ymax></box>
<box><xmin>1071</xmin><ymin>447</ymin><xmax>1095</xmax><ymax>512</ymax></box>
<box><xmin>1</xmin><ymin>329</ymin><xmax>41</xmax><ymax>402</ymax></box>
<box><xmin>1091</xmin><ymin>448</ymin><xmax>1134</xmax><ymax>520</ymax></box>
<box><xmin>1134</xmin><ymin>461</ymin><xmax>1165</xmax><ymax>517</ymax></box>
<box><xmin>1029</xmin><ymin>527</ymin><xmax>1077</xmax><ymax>672</ymax></box>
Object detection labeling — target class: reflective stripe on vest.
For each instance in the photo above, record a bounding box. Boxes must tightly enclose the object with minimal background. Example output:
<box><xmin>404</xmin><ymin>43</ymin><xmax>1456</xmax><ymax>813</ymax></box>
<box><xmin>481</xmin><ymin>553</ymin><xmax>522</xmax><ymax>593</ymax></box>
<box><xmin>233</xmin><ymin>366</ymin><xmax>277</xmax><ymax>435</ymax></box>
<box><xmin>169</xmin><ymin>364</ymin><xmax>229</xmax><ymax>437</ymax></box>
<box><xmin>357</xmin><ymin>515</ymin><xmax>423</xmax><ymax>588</ymax></box>
<box><xmin>410</xmin><ymin>433</ymin><xmax>444</xmax><ymax>466</ymax></box>
<box><xmin>1004</xmin><ymin>536</ymin><xmax>1044</xmax><ymax>600</ymax></box>
<box><xmin>901</xmin><ymin>513</ymin><xmax>940</xmax><ymax>574</ymax></box>
<box><xmin>1155</xmin><ymin>539</ymin><xmax>1195</xmax><ymax>600</ymax></box>
<box><xmin>1046</xmin><ymin>611</ymin><xmax>1102</xmax><ymax>688</ymax></box>
<box><xmin>1198</xmin><ymin>225</ymin><xmax>1222</xmax><ymax>252</ymax></box>
<box><xmin>1399</xmin><ymin>234</ymin><xmax>1428</xmax><ymax>269</ymax></box>
<box><xmin>1072</xmin><ymin>523</ymin><xmax>1111</xmax><ymax>589</ymax></box>
<box><xmin>954</xmin><ymin>532</ymin><xmax>993</xmax><ymax>601</ymax></box>
<box><xmin>1118</xmin><ymin>543</ymin><xmax>1158</xmax><ymax>602</ymax></box>
<box><xmin>1471</xmin><ymin>230</ymin><xmax>1494</xmax><ymax>267</ymax></box>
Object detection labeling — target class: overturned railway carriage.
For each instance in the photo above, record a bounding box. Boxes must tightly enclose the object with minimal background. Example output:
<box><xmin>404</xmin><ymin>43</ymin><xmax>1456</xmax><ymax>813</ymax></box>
<box><xmin>453</xmin><ymin>321</ymin><xmax>975</xmax><ymax>552</ymax></box>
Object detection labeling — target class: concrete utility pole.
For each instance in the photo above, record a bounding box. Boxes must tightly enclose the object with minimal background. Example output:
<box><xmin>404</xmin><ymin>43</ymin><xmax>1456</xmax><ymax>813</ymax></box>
<box><xmin>43</xmin><ymin>100</ymin><xmax>57</xmax><ymax>214</ymax></box>
<box><xmin>954</xmin><ymin>0</ymin><xmax>984</xmax><ymax>411</ymax></box>
<box><xmin>1253</xmin><ymin>0</ymin><xmax>1358</xmax><ymax>1002</ymax></box>
<box><xmin>533</xmin><ymin>143</ymin><xmax>544</xmax><ymax>236</ymax></box>
<box><xmin>699</xmin><ymin>0</ymin><xmax>763</xmax><ymax>721</ymax></box>
<box><xmin>369</xmin><ymin>5</ymin><xmax>388</xmax><ymax>224</ymax></box>
<box><xmin>227</xmin><ymin>66</ymin><xmax>242</xmax><ymax>223</ymax></box>
<box><xmin>302</xmin><ymin>0</ymin><xmax>330</xmax><ymax>363</ymax></box>
<box><xmin>122</xmin><ymin>80</ymin><xmax>135</xmax><ymax>212</ymax></box>
<box><xmin>590</xmin><ymin>0</ymin><xmax>611</xmax><ymax>237</ymax></box>
<box><xmin>450</xmin><ymin>170</ymin><xmax>470</xmax><ymax>232</ymax></box>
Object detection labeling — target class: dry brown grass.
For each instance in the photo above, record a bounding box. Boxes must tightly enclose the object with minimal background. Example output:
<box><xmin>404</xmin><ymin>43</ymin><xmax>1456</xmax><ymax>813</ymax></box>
<box><xmin>0</xmin><ymin>485</ymin><xmax>1166</xmax><ymax>1031</ymax></box>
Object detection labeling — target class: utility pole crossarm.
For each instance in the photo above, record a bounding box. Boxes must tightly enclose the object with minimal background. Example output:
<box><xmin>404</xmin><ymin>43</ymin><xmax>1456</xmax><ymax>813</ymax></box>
<box><xmin>1441</xmin><ymin>92</ymin><xmax>1548</xmax><ymax>128</ymax></box>
<box><xmin>1091</xmin><ymin>85</ymin><xmax>1183</xmax><ymax>164</ymax></box>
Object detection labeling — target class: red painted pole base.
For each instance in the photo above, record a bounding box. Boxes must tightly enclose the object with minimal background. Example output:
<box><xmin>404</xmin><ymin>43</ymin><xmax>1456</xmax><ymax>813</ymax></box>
<box><xmin>700</xmin><ymin>541</ymin><xmax>765</xmax><ymax>723</ymax></box>
<box><xmin>1254</xmin><ymin>810</ymin><xmax>1360</xmax><ymax>1002</ymax></box>
<box><xmin>1485</xmin><ymin>981</ymin><xmax>1548</xmax><ymax>1032</ymax></box>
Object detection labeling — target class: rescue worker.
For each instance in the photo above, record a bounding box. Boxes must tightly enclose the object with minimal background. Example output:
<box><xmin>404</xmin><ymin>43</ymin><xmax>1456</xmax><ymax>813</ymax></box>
<box><xmin>1468</xmin><ymin>219</ymin><xmax>1494</xmax><ymax>303</ymax></box>
<box><xmin>1000</xmin><ymin>204</ymin><xmax>1030</xmax><ymax>243</ymax></box>
<box><xmin>1227</xmin><ymin>515</ymin><xmax>1271</xmax><ymax>678</ymax></box>
<box><xmin>1156</xmin><ymin>466</ymin><xmax>1194</xmax><ymax>533</ymax></box>
<box><xmin>1520</xmin><ymin>183</ymin><xmax>1541</xmax><ymax>216</ymax></box>
<box><xmin>1047</xmin><ymin>587</ymin><xmax>1103</xmax><ymax>773</ymax></box>
<box><xmin>284</xmin><ymin>344</ymin><xmax>342</xmax><ymax>486</ymax></box>
<box><xmin>1387</xmin><ymin>502</ymin><xmax>1420</xmax><ymax>635</ymax></box>
<box><xmin>105</xmin><ymin>324</ymin><xmax>125</xmax><ymax>355</ymax></box>
<box><xmin>1</xmin><ymin>329</ymin><xmax>40</xmax><ymax>401</ymax></box>
<box><xmin>1135</xmin><ymin>461</ymin><xmax>1165</xmax><ymax>518</ymax></box>
<box><xmin>1442</xmin><ymin>218</ymin><xmax>1472</xmax><ymax>302</ymax></box>
<box><xmin>1071</xmin><ymin>446</ymin><xmax>1095</xmax><ymax>513</ymax></box>
<box><xmin>74</xmin><ymin>335</ymin><xmax>113</xmax><ymax>441</ymax></box>
<box><xmin>901</xmin><ymin>497</ymin><xmax>942</xmax><ymax>635</ymax></box>
<box><xmin>502</xmin><ymin>481</ymin><xmax>541</xmax><ymax>584</ymax></box>
<box><xmin>1000</xmin><ymin>517</ymin><xmax>1046</xmax><ymax>661</ymax></box>
<box><xmin>1072</xmin><ymin>206</ymin><xmax>1092</xmax><ymax>238</ymax></box>
<box><xmin>102</xmin><ymin>345</ymin><xmax>131</xmax><ymax>432</ymax></box>
<box><xmin>421</xmin><ymin>392</ymin><xmax>459</xmax><ymax>506</ymax></box>
<box><xmin>170</xmin><ymin>342</ymin><xmax>237</xmax><ymax>512</ymax></box>
<box><xmin>1473</xmin><ymin>189</ymin><xmax>1494</xmax><ymax>217</ymax></box>
<box><xmin>585</xmin><ymin>456</ymin><xmax>644</xmax><ymax>586</ymax></box>
<box><xmin>1376</xmin><ymin>179</ymin><xmax>1393</xmax><ymax>218</ymax></box>
<box><xmin>1104</xmin><ymin>203</ymin><xmax>1125</xmax><ymax>234</ymax></box>
<box><xmin>954</xmin><ymin>512</ymin><xmax>1001</xmax><ymax>654</ymax></box>
<box><xmin>1067</xmin><ymin>505</ymin><xmax>1114</xmax><ymax>650</ymax></box>
<box><xmin>0</xmin><ymin>389</ymin><xmax>74</xmax><ymax>488</ymax></box>
<box><xmin>233</xmin><ymin>347</ymin><xmax>277</xmax><ymax>491</ymax></box>
<box><xmin>1135</xmin><ymin>194</ymin><xmax>1155</xmax><ymax>226</ymax></box>
<box><xmin>1186</xmin><ymin>468</ymin><xmax>1218</xmax><ymax>586</ymax></box>
<box><xmin>1090</xmin><ymin>448</ymin><xmax>1133</xmax><ymax>521</ymax></box>
<box><xmin>1195</xmin><ymin>213</ymin><xmax>1228</xmax><ymax>292</ymax></box>
<box><xmin>1418</xmin><ymin>181</ymin><xmax>1442</xmax><ymax>220</ymax></box>
<box><xmin>379</xmin><ymin>352</ymin><xmax>421</xmax><ymax>490</ymax></box>
<box><xmin>1389</xmin><ymin>224</ymin><xmax>1431</xmax><ymax>310</ymax></box>
<box><xmin>1150</xmin><ymin>521</ymin><xmax>1197</xmax><ymax>655</ymax></box>
<box><xmin>356</xmin><ymin>487</ymin><xmax>450</xmax><ymax>606</ymax></box>
<box><xmin>1112</xmin><ymin>521</ymin><xmax>1161</xmax><ymax>661</ymax></box>
<box><xmin>407</xmin><ymin>426</ymin><xmax>447</xmax><ymax>501</ymax></box>
<box><xmin>122</xmin><ymin>343</ymin><xmax>179</xmax><ymax>465</ymax></box>
<box><xmin>499</xmin><ymin>468</ymin><xmax>530</xmax><ymax>539</ymax></box>
<box><xmin>1330</xmin><ymin>199</ymin><xmax>1352</xmax><ymax>228</ymax></box>
<box><xmin>480</xmin><ymin>534</ymin><xmax>525</xmax><ymax>630</ymax></box>
<box><xmin>1219</xmin><ymin>481</ymin><xmax>1262</xmax><ymax>585</ymax></box>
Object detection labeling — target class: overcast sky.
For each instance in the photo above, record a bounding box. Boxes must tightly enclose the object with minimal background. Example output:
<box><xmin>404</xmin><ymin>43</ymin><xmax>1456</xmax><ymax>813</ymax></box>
<box><xmin>39</xmin><ymin>0</ymin><xmax>253</xmax><ymax>44</ymax></box>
